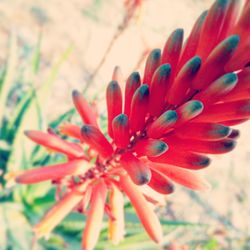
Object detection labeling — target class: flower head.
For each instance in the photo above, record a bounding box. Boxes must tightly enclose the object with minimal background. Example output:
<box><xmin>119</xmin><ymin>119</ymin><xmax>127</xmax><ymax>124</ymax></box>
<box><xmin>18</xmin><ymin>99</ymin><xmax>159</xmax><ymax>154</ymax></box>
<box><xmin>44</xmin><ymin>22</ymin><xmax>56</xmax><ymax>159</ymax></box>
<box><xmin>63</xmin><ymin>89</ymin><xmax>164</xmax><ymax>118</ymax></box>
<box><xmin>15</xmin><ymin>1</ymin><xmax>250</xmax><ymax>249</ymax></box>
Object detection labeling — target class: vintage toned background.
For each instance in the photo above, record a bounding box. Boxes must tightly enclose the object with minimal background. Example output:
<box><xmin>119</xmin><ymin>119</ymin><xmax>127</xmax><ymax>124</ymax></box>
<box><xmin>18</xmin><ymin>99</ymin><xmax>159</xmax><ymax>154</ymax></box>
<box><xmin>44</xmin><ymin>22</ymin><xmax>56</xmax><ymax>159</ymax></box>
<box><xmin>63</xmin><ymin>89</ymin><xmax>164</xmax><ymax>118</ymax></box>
<box><xmin>0</xmin><ymin>0</ymin><xmax>249</xmax><ymax>249</ymax></box>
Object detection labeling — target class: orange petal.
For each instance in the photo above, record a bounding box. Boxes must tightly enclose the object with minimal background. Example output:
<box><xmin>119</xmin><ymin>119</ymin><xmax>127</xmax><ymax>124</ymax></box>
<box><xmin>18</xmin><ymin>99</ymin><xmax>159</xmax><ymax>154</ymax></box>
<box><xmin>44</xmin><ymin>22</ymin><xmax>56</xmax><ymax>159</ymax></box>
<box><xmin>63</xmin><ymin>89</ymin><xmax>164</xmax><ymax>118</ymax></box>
<box><xmin>24</xmin><ymin>130</ymin><xmax>84</xmax><ymax>158</ymax></box>
<box><xmin>34</xmin><ymin>181</ymin><xmax>90</xmax><ymax>238</ymax></box>
<box><xmin>82</xmin><ymin>179</ymin><xmax>107</xmax><ymax>250</ymax></box>
<box><xmin>119</xmin><ymin>174</ymin><xmax>163</xmax><ymax>243</ymax></box>
<box><xmin>72</xmin><ymin>90</ymin><xmax>98</xmax><ymax>126</ymax></box>
<box><xmin>16</xmin><ymin>159</ymin><xmax>90</xmax><ymax>184</ymax></box>
<box><xmin>108</xmin><ymin>183</ymin><xmax>125</xmax><ymax>245</ymax></box>
<box><xmin>59</xmin><ymin>123</ymin><xmax>82</xmax><ymax>140</ymax></box>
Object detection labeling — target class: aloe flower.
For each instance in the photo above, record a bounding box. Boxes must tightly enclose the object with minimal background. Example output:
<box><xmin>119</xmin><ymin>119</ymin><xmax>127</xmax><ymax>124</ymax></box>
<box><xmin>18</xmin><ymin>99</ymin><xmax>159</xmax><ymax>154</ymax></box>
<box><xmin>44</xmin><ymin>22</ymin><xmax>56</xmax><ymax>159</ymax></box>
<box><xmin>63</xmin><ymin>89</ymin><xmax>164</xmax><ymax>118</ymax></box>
<box><xmin>15</xmin><ymin>0</ymin><xmax>250</xmax><ymax>249</ymax></box>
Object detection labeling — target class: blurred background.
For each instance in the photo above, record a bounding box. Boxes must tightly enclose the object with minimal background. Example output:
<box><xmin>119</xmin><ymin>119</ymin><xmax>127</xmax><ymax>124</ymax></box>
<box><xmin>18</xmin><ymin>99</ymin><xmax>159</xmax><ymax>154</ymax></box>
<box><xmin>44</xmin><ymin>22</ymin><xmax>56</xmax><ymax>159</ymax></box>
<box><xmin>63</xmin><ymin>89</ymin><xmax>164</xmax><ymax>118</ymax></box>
<box><xmin>0</xmin><ymin>0</ymin><xmax>249</xmax><ymax>249</ymax></box>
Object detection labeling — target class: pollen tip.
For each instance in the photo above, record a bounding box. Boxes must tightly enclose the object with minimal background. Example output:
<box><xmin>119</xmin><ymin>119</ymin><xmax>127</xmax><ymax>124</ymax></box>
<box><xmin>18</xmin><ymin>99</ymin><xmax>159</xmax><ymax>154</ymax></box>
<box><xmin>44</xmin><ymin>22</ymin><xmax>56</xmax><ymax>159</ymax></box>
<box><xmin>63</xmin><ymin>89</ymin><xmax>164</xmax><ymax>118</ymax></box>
<box><xmin>131</xmin><ymin>71</ymin><xmax>140</xmax><ymax>82</ymax></box>
<box><xmin>200</xmin><ymin>157</ymin><xmax>211</xmax><ymax>167</ymax></box>
<box><xmin>72</xmin><ymin>90</ymin><xmax>80</xmax><ymax>98</ymax></box>
<box><xmin>225</xmin><ymin>35</ymin><xmax>240</xmax><ymax>50</ymax></box>
<box><xmin>81</xmin><ymin>125</ymin><xmax>92</xmax><ymax>135</ymax></box>
<box><xmin>223</xmin><ymin>72</ymin><xmax>238</xmax><ymax>85</ymax></box>
<box><xmin>24</xmin><ymin>130</ymin><xmax>30</xmax><ymax>137</ymax></box>
<box><xmin>223</xmin><ymin>140</ymin><xmax>236</xmax><ymax>150</ymax></box>
<box><xmin>138</xmin><ymin>84</ymin><xmax>150</xmax><ymax>98</ymax></box>
<box><xmin>108</xmin><ymin>80</ymin><xmax>119</xmax><ymax>91</ymax></box>
<box><xmin>137</xmin><ymin>172</ymin><xmax>151</xmax><ymax>185</ymax></box>
<box><xmin>228</xmin><ymin>129</ymin><xmax>240</xmax><ymax>139</ymax></box>
<box><xmin>155</xmin><ymin>141</ymin><xmax>169</xmax><ymax>155</ymax></box>
<box><xmin>216</xmin><ymin>125</ymin><xmax>231</xmax><ymax>137</ymax></box>
<box><xmin>164</xmin><ymin>110</ymin><xmax>178</xmax><ymax>122</ymax></box>
<box><xmin>189</xmin><ymin>56</ymin><xmax>202</xmax><ymax>74</ymax></box>
<box><xmin>158</xmin><ymin>64</ymin><xmax>171</xmax><ymax>76</ymax></box>
<box><xmin>115</xmin><ymin>114</ymin><xmax>128</xmax><ymax>124</ymax></box>
<box><xmin>151</xmin><ymin>49</ymin><xmax>161</xmax><ymax>60</ymax></box>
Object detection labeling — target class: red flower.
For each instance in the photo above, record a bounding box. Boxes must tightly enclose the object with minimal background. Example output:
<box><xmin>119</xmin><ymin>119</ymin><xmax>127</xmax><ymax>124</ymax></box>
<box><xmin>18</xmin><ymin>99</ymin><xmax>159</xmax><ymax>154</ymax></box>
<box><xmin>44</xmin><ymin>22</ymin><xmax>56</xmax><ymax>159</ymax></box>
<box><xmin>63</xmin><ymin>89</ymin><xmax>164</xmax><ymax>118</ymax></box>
<box><xmin>15</xmin><ymin>1</ymin><xmax>250</xmax><ymax>249</ymax></box>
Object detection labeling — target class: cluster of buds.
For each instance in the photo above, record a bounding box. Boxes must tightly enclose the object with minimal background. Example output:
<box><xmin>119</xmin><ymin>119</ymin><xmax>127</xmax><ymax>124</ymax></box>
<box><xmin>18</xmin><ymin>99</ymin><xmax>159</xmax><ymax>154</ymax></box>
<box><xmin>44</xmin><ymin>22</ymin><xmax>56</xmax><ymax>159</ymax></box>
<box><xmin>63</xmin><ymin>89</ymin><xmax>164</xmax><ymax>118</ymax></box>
<box><xmin>15</xmin><ymin>0</ymin><xmax>250</xmax><ymax>249</ymax></box>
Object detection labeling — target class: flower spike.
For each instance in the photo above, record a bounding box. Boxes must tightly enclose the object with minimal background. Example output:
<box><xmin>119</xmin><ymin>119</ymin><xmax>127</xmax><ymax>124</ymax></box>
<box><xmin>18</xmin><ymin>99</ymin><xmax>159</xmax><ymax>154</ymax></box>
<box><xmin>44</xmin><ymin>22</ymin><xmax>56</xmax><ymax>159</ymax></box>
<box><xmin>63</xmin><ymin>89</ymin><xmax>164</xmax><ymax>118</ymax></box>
<box><xmin>15</xmin><ymin>1</ymin><xmax>250</xmax><ymax>249</ymax></box>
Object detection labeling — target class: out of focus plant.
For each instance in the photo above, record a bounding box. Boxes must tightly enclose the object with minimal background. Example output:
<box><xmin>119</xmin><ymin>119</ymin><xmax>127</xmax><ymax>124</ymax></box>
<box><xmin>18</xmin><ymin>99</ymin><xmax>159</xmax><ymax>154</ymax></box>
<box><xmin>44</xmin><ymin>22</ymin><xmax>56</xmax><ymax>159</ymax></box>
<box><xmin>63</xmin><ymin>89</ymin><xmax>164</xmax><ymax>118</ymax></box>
<box><xmin>0</xmin><ymin>33</ymin><xmax>74</xmax><ymax>249</ymax></box>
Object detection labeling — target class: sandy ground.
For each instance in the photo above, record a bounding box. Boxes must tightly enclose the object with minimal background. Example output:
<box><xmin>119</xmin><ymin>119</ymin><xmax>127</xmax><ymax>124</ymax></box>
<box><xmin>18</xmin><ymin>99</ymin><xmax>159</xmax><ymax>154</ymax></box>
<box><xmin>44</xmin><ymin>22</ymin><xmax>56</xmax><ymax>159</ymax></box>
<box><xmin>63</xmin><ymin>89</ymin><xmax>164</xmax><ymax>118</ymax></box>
<box><xmin>0</xmin><ymin>0</ymin><xmax>249</xmax><ymax>249</ymax></box>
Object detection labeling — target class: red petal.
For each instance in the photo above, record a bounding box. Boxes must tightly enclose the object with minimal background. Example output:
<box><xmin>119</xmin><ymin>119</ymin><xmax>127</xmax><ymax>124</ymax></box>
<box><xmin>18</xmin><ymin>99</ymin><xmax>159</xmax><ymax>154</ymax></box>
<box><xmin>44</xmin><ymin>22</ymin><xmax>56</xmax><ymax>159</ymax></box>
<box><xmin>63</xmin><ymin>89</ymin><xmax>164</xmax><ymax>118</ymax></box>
<box><xmin>149</xmin><ymin>148</ymin><xmax>210</xmax><ymax>170</ymax></box>
<box><xmin>175</xmin><ymin>122</ymin><xmax>231</xmax><ymax>141</ymax></box>
<box><xmin>195</xmin><ymin>72</ymin><xmax>238</xmax><ymax>104</ymax></box>
<box><xmin>148</xmin><ymin>169</ymin><xmax>174</xmax><ymax>194</ymax></box>
<box><xmin>177</xmin><ymin>11</ymin><xmax>207</xmax><ymax>70</ymax></box>
<box><xmin>149</xmin><ymin>163</ymin><xmax>211</xmax><ymax>191</ymax></box>
<box><xmin>133</xmin><ymin>138</ymin><xmax>168</xmax><ymax>157</ymax></box>
<box><xmin>129</xmin><ymin>84</ymin><xmax>149</xmax><ymax>133</ymax></box>
<box><xmin>143</xmin><ymin>49</ymin><xmax>161</xmax><ymax>85</ymax></box>
<box><xmin>192</xmin><ymin>35</ymin><xmax>239</xmax><ymax>90</ymax></box>
<box><xmin>167</xmin><ymin>56</ymin><xmax>201</xmax><ymax>106</ymax></box>
<box><xmin>161</xmin><ymin>29</ymin><xmax>183</xmax><ymax>78</ymax></box>
<box><xmin>24</xmin><ymin>130</ymin><xmax>84</xmax><ymax>158</ymax></box>
<box><xmin>147</xmin><ymin>110</ymin><xmax>177</xmax><ymax>138</ymax></box>
<box><xmin>81</xmin><ymin>125</ymin><xmax>113</xmax><ymax>159</ymax></box>
<box><xmin>196</xmin><ymin>0</ymin><xmax>230</xmax><ymax>59</ymax></box>
<box><xmin>16</xmin><ymin>159</ymin><xmax>90</xmax><ymax>184</ymax></box>
<box><xmin>106</xmin><ymin>80</ymin><xmax>123</xmax><ymax>137</ymax></box>
<box><xmin>149</xmin><ymin>64</ymin><xmax>171</xmax><ymax>116</ymax></box>
<box><xmin>192</xmin><ymin>99</ymin><xmax>250</xmax><ymax>123</ymax></box>
<box><xmin>164</xmin><ymin>135</ymin><xmax>236</xmax><ymax>154</ymax></box>
<box><xmin>120</xmin><ymin>152</ymin><xmax>151</xmax><ymax>185</ymax></box>
<box><xmin>124</xmin><ymin>72</ymin><xmax>141</xmax><ymax>117</ymax></box>
<box><xmin>112</xmin><ymin>114</ymin><xmax>130</xmax><ymax>148</ymax></box>
<box><xmin>72</xmin><ymin>90</ymin><xmax>97</xmax><ymax>126</ymax></box>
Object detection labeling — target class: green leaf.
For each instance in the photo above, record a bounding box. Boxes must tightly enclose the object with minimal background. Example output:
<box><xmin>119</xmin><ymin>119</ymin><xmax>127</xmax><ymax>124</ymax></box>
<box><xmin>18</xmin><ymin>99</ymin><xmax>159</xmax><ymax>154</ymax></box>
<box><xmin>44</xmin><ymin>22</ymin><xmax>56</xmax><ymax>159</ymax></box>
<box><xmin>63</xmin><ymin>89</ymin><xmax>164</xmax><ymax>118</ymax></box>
<box><xmin>0</xmin><ymin>33</ymin><xmax>18</xmax><ymax>120</ymax></box>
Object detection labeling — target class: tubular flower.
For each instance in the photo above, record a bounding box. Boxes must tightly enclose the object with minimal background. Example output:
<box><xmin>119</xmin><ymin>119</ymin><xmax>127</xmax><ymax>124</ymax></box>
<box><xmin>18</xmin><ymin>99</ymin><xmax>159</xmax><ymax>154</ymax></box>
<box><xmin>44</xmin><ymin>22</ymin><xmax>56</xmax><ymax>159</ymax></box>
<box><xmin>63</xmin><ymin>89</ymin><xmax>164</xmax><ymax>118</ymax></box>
<box><xmin>14</xmin><ymin>1</ymin><xmax>250</xmax><ymax>249</ymax></box>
